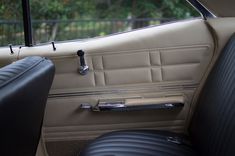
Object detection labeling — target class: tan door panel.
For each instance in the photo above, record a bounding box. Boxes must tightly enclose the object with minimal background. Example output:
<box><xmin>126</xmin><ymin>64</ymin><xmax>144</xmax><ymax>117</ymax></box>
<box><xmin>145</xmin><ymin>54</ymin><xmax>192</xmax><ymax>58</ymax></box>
<box><xmin>0</xmin><ymin>19</ymin><xmax>215</xmax><ymax>155</ymax></box>
<box><xmin>0</xmin><ymin>18</ymin><xmax>235</xmax><ymax>156</ymax></box>
<box><xmin>0</xmin><ymin>48</ymin><xmax>18</xmax><ymax>67</ymax></box>
<box><xmin>46</xmin><ymin>44</ymin><xmax>211</xmax><ymax>93</ymax></box>
<box><xmin>43</xmin><ymin>92</ymin><xmax>192</xmax><ymax>140</ymax></box>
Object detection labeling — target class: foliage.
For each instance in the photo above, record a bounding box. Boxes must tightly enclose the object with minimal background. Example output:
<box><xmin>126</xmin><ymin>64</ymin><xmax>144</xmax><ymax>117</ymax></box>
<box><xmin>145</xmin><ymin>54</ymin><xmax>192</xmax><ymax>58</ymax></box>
<box><xmin>30</xmin><ymin>0</ymin><xmax>96</xmax><ymax>20</ymax></box>
<box><xmin>94</xmin><ymin>0</ymin><xmax>199</xmax><ymax>19</ymax></box>
<box><xmin>0</xmin><ymin>0</ymin><xmax>200</xmax><ymax>45</ymax></box>
<box><xmin>0</xmin><ymin>0</ymin><xmax>199</xmax><ymax>20</ymax></box>
<box><xmin>0</xmin><ymin>0</ymin><xmax>22</xmax><ymax>20</ymax></box>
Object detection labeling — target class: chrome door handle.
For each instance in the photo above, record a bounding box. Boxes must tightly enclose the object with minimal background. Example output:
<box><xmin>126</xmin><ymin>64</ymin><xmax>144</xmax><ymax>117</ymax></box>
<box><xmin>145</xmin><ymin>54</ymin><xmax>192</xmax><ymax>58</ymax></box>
<box><xmin>93</xmin><ymin>102</ymin><xmax>125</xmax><ymax>111</ymax></box>
<box><xmin>79</xmin><ymin>101</ymin><xmax>184</xmax><ymax>112</ymax></box>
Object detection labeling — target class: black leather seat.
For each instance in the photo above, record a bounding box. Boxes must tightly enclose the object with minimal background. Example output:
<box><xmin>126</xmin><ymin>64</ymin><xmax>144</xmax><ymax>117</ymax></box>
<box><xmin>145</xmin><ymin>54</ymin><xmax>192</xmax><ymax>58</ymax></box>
<box><xmin>0</xmin><ymin>56</ymin><xmax>55</xmax><ymax>156</ymax></box>
<box><xmin>80</xmin><ymin>34</ymin><xmax>235</xmax><ymax>156</ymax></box>
<box><xmin>81</xmin><ymin>130</ymin><xmax>195</xmax><ymax>156</ymax></box>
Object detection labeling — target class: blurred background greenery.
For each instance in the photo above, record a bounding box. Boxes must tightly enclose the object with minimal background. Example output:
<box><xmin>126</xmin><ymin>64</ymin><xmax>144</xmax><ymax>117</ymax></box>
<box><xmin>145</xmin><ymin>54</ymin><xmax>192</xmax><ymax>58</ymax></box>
<box><xmin>0</xmin><ymin>0</ymin><xmax>199</xmax><ymax>46</ymax></box>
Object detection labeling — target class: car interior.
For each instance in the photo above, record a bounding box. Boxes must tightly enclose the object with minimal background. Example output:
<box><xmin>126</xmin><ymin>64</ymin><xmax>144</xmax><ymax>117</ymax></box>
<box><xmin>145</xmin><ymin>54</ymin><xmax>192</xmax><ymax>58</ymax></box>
<box><xmin>0</xmin><ymin>0</ymin><xmax>235</xmax><ymax>156</ymax></box>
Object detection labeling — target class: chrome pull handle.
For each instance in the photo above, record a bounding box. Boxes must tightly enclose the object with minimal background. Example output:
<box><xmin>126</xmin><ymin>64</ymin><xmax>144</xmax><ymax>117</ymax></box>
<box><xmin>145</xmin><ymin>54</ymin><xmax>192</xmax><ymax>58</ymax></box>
<box><xmin>80</xmin><ymin>103</ymin><xmax>93</xmax><ymax>109</ymax></box>
<box><xmin>77</xmin><ymin>50</ymin><xmax>89</xmax><ymax>75</ymax></box>
<box><xmin>94</xmin><ymin>102</ymin><xmax>125</xmax><ymax>111</ymax></box>
<box><xmin>94</xmin><ymin>102</ymin><xmax>184</xmax><ymax>111</ymax></box>
<box><xmin>80</xmin><ymin>102</ymin><xmax>184</xmax><ymax>112</ymax></box>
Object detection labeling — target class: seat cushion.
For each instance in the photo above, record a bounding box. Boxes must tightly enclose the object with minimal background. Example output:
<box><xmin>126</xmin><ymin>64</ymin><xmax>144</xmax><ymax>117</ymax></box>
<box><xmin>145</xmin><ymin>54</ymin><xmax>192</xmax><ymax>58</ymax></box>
<box><xmin>80</xmin><ymin>130</ymin><xmax>196</xmax><ymax>156</ymax></box>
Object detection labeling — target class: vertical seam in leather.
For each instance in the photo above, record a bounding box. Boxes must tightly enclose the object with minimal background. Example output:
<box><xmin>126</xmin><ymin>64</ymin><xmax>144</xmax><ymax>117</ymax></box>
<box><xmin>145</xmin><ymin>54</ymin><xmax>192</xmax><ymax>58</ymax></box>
<box><xmin>101</xmin><ymin>56</ymin><xmax>106</xmax><ymax>85</ymax></box>
<box><xmin>159</xmin><ymin>50</ymin><xmax>164</xmax><ymax>81</ymax></box>
<box><xmin>90</xmin><ymin>58</ymin><xmax>96</xmax><ymax>86</ymax></box>
<box><xmin>150</xmin><ymin>69</ymin><xmax>153</xmax><ymax>82</ymax></box>
<box><xmin>91</xmin><ymin>56</ymin><xmax>94</xmax><ymax>70</ymax></box>
<box><xmin>94</xmin><ymin>72</ymin><xmax>97</xmax><ymax>86</ymax></box>
<box><xmin>103</xmin><ymin>72</ymin><xmax>107</xmax><ymax>85</ymax></box>
<box><xmin>101</xmin><ymin>55</ymin><xmax>104</xmax><ymax>70</ymax></box>
<box><xmin>149</xmin><ymin>51</ymin><xmax>152</xmax><ymax>66</ymax></box>
<box><xmin>148</xmin><ymin>51</ymin><xmax>153</xmax><ymax>82</ymax></box>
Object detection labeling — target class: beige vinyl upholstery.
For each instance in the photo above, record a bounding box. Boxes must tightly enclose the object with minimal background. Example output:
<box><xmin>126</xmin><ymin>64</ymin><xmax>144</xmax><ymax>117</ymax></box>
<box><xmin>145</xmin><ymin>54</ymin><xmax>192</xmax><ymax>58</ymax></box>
<box><xmin>0</xmin><ymin>18</ymin><xmax>226</xmax><ymax>156</ymax></box>
<box><xmin>49</xmin><ymin>44</ymin><xmax>210</xmax><ymax>92</ymax></box>
<box><xmin>16</xmin><ymin>19</ymin><xmax>214</xmax><ymax>92</ymax></box>
<box><xmin>199</xmin><ymin>0</ymin><xmax>235</xmax><ymax>17</ymax></box>
<box><xmin>0</xmin><ymin>5</ymin><xmax>233</xmax><ymax>152</ymax></box>
<box><xmin>0</xmin><ymin>19</ymin><xmax>213</xmax><ymax>155</ymax></box>
<box><xmin>207</xmin><ymin>18</ymin><xmax>235</xmax><ymax>52</ymax></box>
<box><xmin>0</xmin><ymin>18</ymin><xmax>215</xmax><ymax>155</ymax></box>
<box><xmin>0</xmin><ymin>14</ymin><xmax>232</xmax><ymax>155</ymax></box>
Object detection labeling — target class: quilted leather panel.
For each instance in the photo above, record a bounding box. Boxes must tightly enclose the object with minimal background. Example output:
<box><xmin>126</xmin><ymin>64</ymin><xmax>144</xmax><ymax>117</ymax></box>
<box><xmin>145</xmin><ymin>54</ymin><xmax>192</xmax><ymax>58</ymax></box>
<box><xmin>51</xmin><ymin>45</ymin><xmax>211</xmax><ymax>90</ymax></box>
<box><xmin>161</xmin><ymin>47</ymin><xmax>208</xmax><ymax>65</ymax></box>
<box><xmin>190</xmin><ymin>34</ymin><xmax>235</xmax><ymax>156</ymax></box>
<box><xmin>80</xmin><ymin>130</ymin><xmax>196</xmax><ymax>156</ymax></box>
<box><xmin>105</xmin><ymin>68</ymin><xmax>152</xmax><ymax>85</ymax></box>
<box><xmin>103</xmin><ymin>52</ymin><xmax>150</xmax><ymax>69</ymax></box>
<box><xmin>162</xmin><ymin>64</ymin><xmax>199</xmax><ymax>81</ymax></box>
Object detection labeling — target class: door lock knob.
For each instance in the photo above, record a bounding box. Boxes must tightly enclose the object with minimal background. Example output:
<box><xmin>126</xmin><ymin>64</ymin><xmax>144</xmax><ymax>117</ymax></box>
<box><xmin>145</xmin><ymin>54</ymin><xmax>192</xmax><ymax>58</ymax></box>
<box><xmin>77</xmin><ymin>50</ymin><xmax>89</xmax><ymax>75</ymax></box>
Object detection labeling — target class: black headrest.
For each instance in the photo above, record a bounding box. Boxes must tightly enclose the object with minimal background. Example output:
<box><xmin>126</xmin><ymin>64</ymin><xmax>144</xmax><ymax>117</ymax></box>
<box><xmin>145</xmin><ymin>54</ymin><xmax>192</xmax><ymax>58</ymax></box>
<box><xmin>0</xmin><ymin>56</ymin><xmax>55</xmax><ymax>156</ymax></box>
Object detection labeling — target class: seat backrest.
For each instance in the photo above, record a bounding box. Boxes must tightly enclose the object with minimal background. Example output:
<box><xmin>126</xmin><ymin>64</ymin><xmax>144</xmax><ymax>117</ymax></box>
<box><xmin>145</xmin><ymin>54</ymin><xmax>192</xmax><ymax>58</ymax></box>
<box><xmin>0</xmin><ymin>56</ymin><xmax>55</xmax><ymax>156</ymax></box>
<box><xmin>190</xmin><ymin>34</ymin><xmax>235</xmax><ymax>156</ymax></box>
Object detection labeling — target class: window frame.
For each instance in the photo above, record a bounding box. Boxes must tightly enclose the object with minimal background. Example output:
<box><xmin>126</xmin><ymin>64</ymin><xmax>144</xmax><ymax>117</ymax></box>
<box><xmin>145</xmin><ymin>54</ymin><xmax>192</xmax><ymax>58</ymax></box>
<box><xmin>21</xmin><ymin>0</ymin><xmax>215</xmax><ymax>47</ymax></box>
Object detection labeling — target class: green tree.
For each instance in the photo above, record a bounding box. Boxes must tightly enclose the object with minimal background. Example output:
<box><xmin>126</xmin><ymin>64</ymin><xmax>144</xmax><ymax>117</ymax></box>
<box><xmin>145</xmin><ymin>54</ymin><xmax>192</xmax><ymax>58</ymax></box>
<box><xmin>94</xmin><ymin>0</ymin><xmax>199</xmax><ymax>28</ymax></box>
<box><xmin>29</xmin><ymin>0</ymin><xmax>98</xmax><ymax>41</ymax></box>
<box><xmin>0</xmin><ymin>0</ymin><xmax>199</xmax><ymax>45</ymax></box>
<box><xmin>0</xmin><ymin>0</ymin><xmax>22</xmax><ymax>20</ymax></box>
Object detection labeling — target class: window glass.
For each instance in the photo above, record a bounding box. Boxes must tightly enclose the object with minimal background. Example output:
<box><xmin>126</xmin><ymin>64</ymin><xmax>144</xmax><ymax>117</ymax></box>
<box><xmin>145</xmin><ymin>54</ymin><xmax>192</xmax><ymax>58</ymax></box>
<box><xmin>0</xmin><ymin>0</ymin><xmax>200</xmax><ymax>46</ymax></box>
<box><xmin>0</xmin><ymin>1</ymin><xmax>23</xmax><ymax>46</ymax></box>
